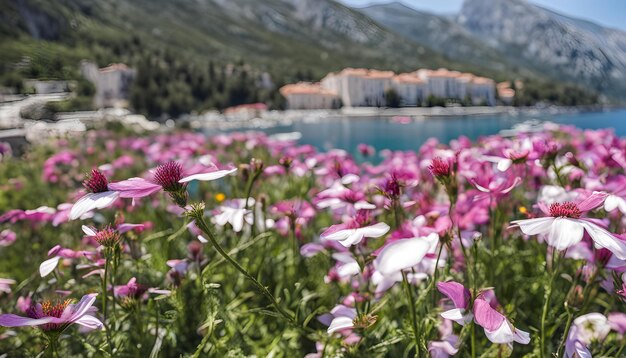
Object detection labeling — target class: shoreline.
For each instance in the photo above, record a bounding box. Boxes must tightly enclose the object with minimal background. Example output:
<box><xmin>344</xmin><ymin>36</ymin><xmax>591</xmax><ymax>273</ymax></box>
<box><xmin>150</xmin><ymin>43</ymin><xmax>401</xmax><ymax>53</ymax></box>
<box><xmin>192</xmin><ymin>104</ymin><xmax>624</xmax><ymax>131</ymax></box>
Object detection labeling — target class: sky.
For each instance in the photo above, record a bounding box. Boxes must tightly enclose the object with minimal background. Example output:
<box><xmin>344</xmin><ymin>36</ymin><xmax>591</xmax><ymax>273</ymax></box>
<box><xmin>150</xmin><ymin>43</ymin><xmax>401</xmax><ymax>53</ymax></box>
<box><xmin>339</xmin><ymin>0</ymin><xmax>626</xmax><ymax>31</ymax></box>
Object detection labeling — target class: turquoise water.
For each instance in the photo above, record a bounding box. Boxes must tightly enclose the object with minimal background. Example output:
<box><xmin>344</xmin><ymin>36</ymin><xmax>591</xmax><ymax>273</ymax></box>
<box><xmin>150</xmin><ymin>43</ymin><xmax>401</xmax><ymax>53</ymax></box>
<box><xmin>213</xmin><ymin>109</ymin><xmax>626</xmax><ymax>154</ymax></box>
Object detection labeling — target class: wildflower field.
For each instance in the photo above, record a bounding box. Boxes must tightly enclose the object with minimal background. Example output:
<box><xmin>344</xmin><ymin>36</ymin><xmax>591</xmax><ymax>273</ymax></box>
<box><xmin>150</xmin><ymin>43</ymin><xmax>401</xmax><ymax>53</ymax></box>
<box><xmin>1</xmin><ymin>124</ymin><xmax>626</xmax><ymax>357</ymax></box>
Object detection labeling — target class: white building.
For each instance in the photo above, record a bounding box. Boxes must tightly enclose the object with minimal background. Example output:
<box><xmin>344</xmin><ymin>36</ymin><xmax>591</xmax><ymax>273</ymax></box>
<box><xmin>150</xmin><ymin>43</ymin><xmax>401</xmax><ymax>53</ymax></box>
<box><xmin>81</xmin><ymin>61</ymin><xmax>136</xmax><ymax>108</ymax></box>
<box><xmin>392</xmin><ymin>74</ymin><xmax>428</xmax><ymax>106</ymax></box>
<box><xmin>362</xmin><ymin>70</ymin><xmax>394</xmax><ymax>107</ymax></box>
<box><xmin>469</xmin><ymin>77</ymin><xmax>496</xmax><ymax>106</ymax></box>
<box><xmin>280</xmin><ymin>82</ymin><xmax>340</xmax><ymax>110</ymax></box>
<box><xmin>321</xmin><ymin>68</ymin><xmax>368</xmax><ymax>107</ymax></box>
<box><xmin>417</xmin><ymin>68</ymin><xmax>463</xmax><ymax>99</ymax></box>
<box><xmin>284</xmin><ymin>67</ymin><xmax>497</xmax><ymax>109</ymax></box>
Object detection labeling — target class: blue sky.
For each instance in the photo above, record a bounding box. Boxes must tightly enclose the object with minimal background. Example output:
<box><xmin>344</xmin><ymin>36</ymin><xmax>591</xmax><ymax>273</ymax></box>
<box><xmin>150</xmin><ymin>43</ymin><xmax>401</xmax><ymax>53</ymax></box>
<box><xmin>339</xmin><ymin>0</ymin><xmax>626</xmax><ymax>31</ymax></box>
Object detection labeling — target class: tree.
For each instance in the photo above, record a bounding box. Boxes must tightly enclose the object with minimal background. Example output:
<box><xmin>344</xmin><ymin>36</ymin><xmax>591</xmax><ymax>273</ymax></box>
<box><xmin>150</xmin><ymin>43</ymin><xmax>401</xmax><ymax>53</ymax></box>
<box><xmin>384</xmin><ymin>88</ymin><xmax>401</xmax><ymax>108</ymax></box>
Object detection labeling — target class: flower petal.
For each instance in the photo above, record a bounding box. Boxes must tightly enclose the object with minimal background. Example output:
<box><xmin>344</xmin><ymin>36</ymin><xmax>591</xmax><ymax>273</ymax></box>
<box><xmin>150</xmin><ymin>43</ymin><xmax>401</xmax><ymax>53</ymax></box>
<box><xmin>108</xmin><ymin>178</ymin><xmax>161</xmax><ymax>198</ymax></box>
<box><xmin>339</xmin><ymin>231</ymin><xmax>365</xmax><ymax>247</ymax></box>
<box><xmin>67</xmin><ymin>293</ymin><xmax>98</xmax><ymax>323</ymax></box>
<box><xmin>576</xmin><ymin>191</ymin><xmax>608</xmax><ymax>212</ymax></box>
<box><xmin>441</xmin><ymin>308</ymin><xmax>473</xmax><ymax>326</ymax></box>
<box><xmin>70</xmin><ymin>191</ymin><xmax>119</xmax><ymax>220</ymax></box>
<box><xmin>320</xmin><ymin>224</ymin><xmax>351</xmax><ymax>241</ymax></box>
<box><xmin>357</xmin><ymin>222</ymin><xmax>390</xmax><ymax>238</ymax></box>
<box><xmin>0</xmin><ymin>314</ymin><xmax>53</xmax><ymax>327</ymax></box>
<box><xmin>581</xmin><ymin>221</ymin><xmax>626</xmax><ymax>260</ymax></box>
<box><xmin>547</xmin><ymin>218</ymin><xmax>584</xmax><ymax>251</ymax></box>
<box><xmin>74</xmin><ymin>315</ymin><xmax>104</xmax><ymax>330</ymax></box>
<box><xmin>511</xmin><ymin>217</ymin><xmax>555</xmax><ymax>236</ymax></box>
<box><xmin>437</xmin><ymin>281</ymin><xmax>470</xmax><ymax>309</ymax></box>
<box><xmin>179</xmin><ymin>168</ymin><xmax>237</xmax><ymax>183</ymax></box>
<box><xmin>497</xmin><ymin>159</ymin><xmax>513</xmax><ymax>172</ymax></box>
<box><xmin>484</xmin><ymin>321</ymin><xmax>516</xmax><ymax>344</ymax></box>
<box><xmin>473</xmin><ymin>298</ymin><xmax>505</xmax><ymax>331</ymax></box>
<box><xmin>327</xmin><ymin>316</ymin><xmax>354</xmax><ymax>334</ymax></box>
<box><xmin>39</xmin><ymin>256</ymin><xmax>61</xmax><ymax>278</ymax></box>
<box><xmin>374</xmin><ymin>238</ymin><xmax>430</xmax><ymax>276</ymax></box>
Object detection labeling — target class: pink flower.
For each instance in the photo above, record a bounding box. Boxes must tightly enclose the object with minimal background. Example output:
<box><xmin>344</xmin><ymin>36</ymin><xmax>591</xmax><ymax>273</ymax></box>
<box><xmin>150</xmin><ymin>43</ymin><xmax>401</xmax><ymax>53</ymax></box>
<box><xmin>213</xmin><ymin>199</ymin><xmax>252</xmax><ymax>233</ymax></box>
<box><xmin>0</xmin><ymin>293</ymin><xmax>103</xmax><ymax>332</ymax></box>
<box><xmin>371</xmin><ymin>233</ymin><xmax>438</xmax><ymax>293</ymax></box>
<box><xmin>511</xmin><ymin>192</ymin><xmax>626</xmax><ymax>259</ymax></box>
<box><xmin>0</xmin><ymin>278</ymin><xmax>15</xmax><ymax>295</ymax></box>
<box><xmin>437</xmin><ymin>282</ymin><xmax>530</xmax><ymax>346</ymax></box>
<box><xmin>357</xmin><ymin>144</ymin><xmax>375</xmax><ymax>157</ymax></box>
<box><xmin>608</xmin><ymin>312</ymin><xmax>626</xmax><ymax>335</ymax></box>
<box><xmin>109</xmin><ymin>161</ymin><xmax>236</xmax><ymax>200</ymax></box>
<box><xmin>565</xmin><ymin>313</ymin><xmax>610</xmax><ymax>357</ymax></box>
<box><xmin>0</xmin><ymin>229</ymin><xmax>16</xmax><ymax>247</ymax></box>
<box><xmin>322</xmin><ymin>305</ymin><xmax>357</xmax><ymax>334</ymax></box>
<box><xmin>429</xmin><ymin>157</ymin><xmax>452</xmax><ymax>178</ymax></box>
<box><xmin>39</xmin><ymin>243</ymin><xmax>96</xmax><ymax>278</ymax></box>
<box><xmin>70</xmin><ymin>169</ymin><xmax>119</xmax><ymax>220</ymax></box>
<box><xmin>320</xmin><ymin>210</ymin><xmax>390</xmax><ymax>247</ymax></box>
<box><xmin>437</xmin><ymin>281</ymin><xmax>473</xmax><ymax>325</ymax></box>
<box><xmin>469</xmin><ymin>175</ymin><xmax>522</xmax><ymax>201</ymax></box>
<box><xmin>473</xmin><ymin>296</ymin><xmax>530</xmax><ymax>345</ymax></box>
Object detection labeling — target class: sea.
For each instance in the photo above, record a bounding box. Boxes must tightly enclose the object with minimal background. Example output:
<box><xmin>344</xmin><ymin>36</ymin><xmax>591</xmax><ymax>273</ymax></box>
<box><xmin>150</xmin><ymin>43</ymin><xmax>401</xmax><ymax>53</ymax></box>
<box><xmin>206</xmin><ymin>108</ymin><xmax>626</xmax><ymax>157</ymax></box>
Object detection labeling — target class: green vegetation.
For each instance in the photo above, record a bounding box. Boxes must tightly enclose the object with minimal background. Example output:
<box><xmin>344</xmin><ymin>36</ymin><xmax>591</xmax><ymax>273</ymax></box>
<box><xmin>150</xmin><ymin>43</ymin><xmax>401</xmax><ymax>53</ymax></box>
<box><xmin>513</xmin><ymin>80</ymin><xmax>600</xmax><ymax>106</ymax></box>
<box><xmin>384</xmin><ymin>88</ymin><xmax>401</xmax><ymax>108</ymax></box>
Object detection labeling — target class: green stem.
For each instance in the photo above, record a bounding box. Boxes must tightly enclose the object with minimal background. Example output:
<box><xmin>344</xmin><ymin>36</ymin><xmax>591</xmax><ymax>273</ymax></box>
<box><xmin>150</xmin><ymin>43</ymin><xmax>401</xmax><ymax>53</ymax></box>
<box><xmin>102</xmin><ymin>258</ymin><xmax>109</xmax><ymax>324</ymax></box>
<box><xmin>556</xmin><ymin>310</ymin><xmax>574</xmax><ymax>358</ymax></box>
<box><xmin>431</xmin><ymin>243</ymin><xmax>444</xmax><ymax>304</ymax></box>
<box><xmin>615</xmin><ymin>339</ymin><xmax>626</xmax><ymax>357</ymax></box>
<box><xmin>540</xmin><ymin>251</ymin><xmax>560</xmax><ymax>358</ymax></box>
<box><xmin>471</xmin><ymin>322</ymin><xmax>476</xmax><ymax>358</ymax></box>
<box><xmin>192</xmin><ymin>212</ymin><xmax>296</xmax><ymax>326</ymax></box>
<box><xmin>402</xmin><ymin>271</ymin><xmax>421</xmax><ymax>357</ymax></box>
<box><xmin>45</xmin><ymin>336</ymin><xmax>59</xmax><ymax>358</ymax></box>
<box><xmin>101</xmin><ymin>251</ymin><xmax>115</xmax><ymax>356</ymax></box>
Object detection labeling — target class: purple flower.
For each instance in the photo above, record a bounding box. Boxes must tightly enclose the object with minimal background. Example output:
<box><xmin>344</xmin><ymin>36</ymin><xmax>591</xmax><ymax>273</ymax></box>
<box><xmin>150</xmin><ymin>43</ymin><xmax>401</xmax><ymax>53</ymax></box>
<box><xmin>0</xmin><ymin>229</ymin><xmax>16</xmax><ymax>247</ymax></box>
<box><xmin>566</xmin><ymin>313</ymin><xmax>610</xmax><ymax>357</ymax></box>
<box><xmin>109</xmin><ymin>161</ymin><xmax>236</xmax><ymax>201</ymax></box>
<box><xmin>437</xmin><ymin>282</ymin><xmax>530</xmax><ymax>346</ymax></box>
<box><xmin>320</xmin><ymin>210</ymin><xmax>390</xmax><ymax>247</ymax></box>
<box><xmin>70</xmin><ymin>169</ymin><xmax>119</xmax><ymax>220</ymax></box>
<box><xmin>512</xmin><ymin>192</ymin><xmax>626</xmax><ymax>259</ymax></box>
<box><xmin>0</xmin><ymin>294</ymin><xmax>103</xmax><ymax>332</ymax></box>
<box><xmin>437</xmin><ymin>281</ymin><xmax>473</xmax><ymax>326</ymax></box>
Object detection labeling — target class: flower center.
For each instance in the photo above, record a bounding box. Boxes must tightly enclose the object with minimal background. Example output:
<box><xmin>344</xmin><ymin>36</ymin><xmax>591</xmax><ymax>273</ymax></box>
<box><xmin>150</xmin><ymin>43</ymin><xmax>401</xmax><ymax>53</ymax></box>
<box><xmin>41</xmin><ymin>299</ymin><xmax>72</xmax><ymax>318</ymax></box>
<box><xmin>83</xmin><ymin>169</ymin><xmax>109</xmax><ymax>193</ymax></box>
<box><xmin>153</xmin><ymin>162</ymin><xmax>184</xmax><ymax>191</ymax></box>
<box><xmin>25</xmin><ymin>299</ymin><xmax>73</xmax><ymax>331</ymax></box>
<box><xmin>549</xmin><ymin>202</ymin><xmax>582</xmax><ymax>218</ymax></box>
<box><xmin>94</xmin><ymin>226</ymin><xmax>121</xmax><ymax>247</ymax></box>
<box><xmin>347</xmin><ymin>210</ymin><xmax>371</xmax><ymax>228</ymax></box>
<box><xmin>429</xmin><ymin>157</ymin><xmax>451</xmax><ymax>178</ymax></box>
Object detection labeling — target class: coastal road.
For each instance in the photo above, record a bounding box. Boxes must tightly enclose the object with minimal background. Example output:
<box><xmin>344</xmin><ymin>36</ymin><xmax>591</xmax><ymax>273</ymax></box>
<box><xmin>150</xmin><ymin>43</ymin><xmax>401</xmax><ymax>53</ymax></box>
<box><xmin>0</xmin><ymin>93</ymin><xmax>69</xmax><ymax>129</ymax></box>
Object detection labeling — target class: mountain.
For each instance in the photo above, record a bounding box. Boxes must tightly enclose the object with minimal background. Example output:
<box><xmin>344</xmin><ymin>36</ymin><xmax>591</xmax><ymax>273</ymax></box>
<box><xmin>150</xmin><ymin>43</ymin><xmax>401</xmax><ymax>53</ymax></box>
<box><xmin>0</xmin><ymin>0</ymin><xmax>491</xmax><ymax>82</ymax></box>
<box><xmin>457</xmin><ymin>0</ymin><xmax>626</xmax><ymax>97</ymax></box>
<box><xmin>0</xmin><ymin>0</ymin><xmax>607</xmax><ymax>116</ymax></box>
<box><xmin>358</xmin><ymin>2</ymin><xmax>514</xmax><ymax>74</ymax></box>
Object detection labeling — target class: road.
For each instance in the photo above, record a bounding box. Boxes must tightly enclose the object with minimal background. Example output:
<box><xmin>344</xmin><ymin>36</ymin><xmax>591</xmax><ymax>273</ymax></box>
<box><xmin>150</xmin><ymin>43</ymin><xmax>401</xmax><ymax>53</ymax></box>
<box><xmin>0</xmin><ymin>93</ymin><xmax>69</xmax><ymax>129</ymax></box>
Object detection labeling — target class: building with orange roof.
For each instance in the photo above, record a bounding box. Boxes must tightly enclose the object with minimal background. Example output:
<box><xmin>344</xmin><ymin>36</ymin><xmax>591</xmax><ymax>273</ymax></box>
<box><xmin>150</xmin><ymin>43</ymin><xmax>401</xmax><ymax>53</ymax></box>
<box><xmin>497</xmin><ymin>81</ymin><xmax>516</xmax><ymax>105</ymax></box>
<box><xmin>280</xmin><ymin>82</ymin><xmax>340</xmax><ymax>110</ymax></box>
<box><xmin>283</xmin><ymin>66</ymin><xmax>498</xmax><ymax>109</ymax></box>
